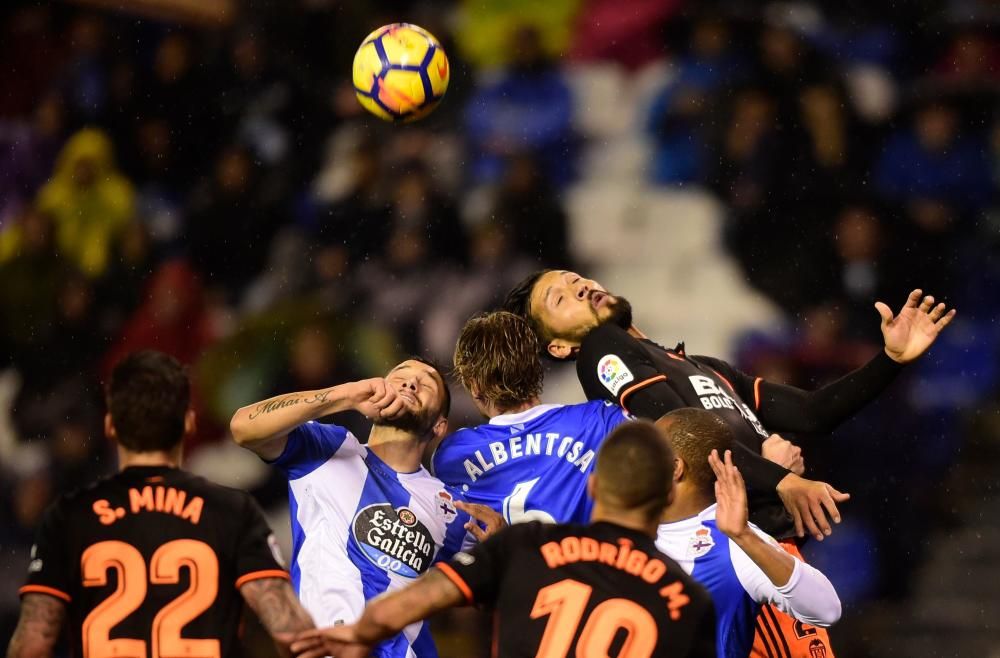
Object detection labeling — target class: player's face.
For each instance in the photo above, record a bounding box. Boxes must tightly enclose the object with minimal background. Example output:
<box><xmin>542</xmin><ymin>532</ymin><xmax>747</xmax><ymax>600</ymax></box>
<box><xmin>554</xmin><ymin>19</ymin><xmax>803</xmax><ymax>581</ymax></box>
<box><xmin>529</xmin><ymin>270</ymin><xmax>632</xmax><ymax>357</ymax></box>
<box><xmin>376</xmin><ymin>360</ymin><xmax>447</xmax><ymax>435</ymax></box>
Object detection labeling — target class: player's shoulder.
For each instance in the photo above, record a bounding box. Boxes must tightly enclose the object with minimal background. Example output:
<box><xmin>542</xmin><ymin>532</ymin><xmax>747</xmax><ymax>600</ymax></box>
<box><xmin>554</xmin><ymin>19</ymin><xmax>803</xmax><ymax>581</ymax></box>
<box><xmin>578</xmin><ymin>323</ymin><xmax>640</xmax><ymax>358</ymax></box>
<box><xmin>433</xmin><ymin>425</ymin><xmax>490</xmax><ymax>467</ymax></box>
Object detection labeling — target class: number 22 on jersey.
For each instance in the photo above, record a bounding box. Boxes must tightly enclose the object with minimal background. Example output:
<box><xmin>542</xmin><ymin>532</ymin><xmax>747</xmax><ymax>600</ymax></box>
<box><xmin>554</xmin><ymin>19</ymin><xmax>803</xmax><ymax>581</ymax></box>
<box><xmin>81</xmin><ymin>539</ymin><xmax>220</xmax><ymax>658</ymax></box>
<box><xmin>530</xmin><ymin>579</ymin><xmax>657</xmax><ymax>658</ymax></box>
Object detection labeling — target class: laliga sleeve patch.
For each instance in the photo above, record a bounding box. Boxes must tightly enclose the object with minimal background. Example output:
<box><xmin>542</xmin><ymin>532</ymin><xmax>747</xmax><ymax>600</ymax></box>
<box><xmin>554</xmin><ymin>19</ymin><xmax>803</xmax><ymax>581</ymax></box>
<box><xmin>597</xmin><ymin>354</ymin><xmax>634</xmax><ymax>396</ymax></box>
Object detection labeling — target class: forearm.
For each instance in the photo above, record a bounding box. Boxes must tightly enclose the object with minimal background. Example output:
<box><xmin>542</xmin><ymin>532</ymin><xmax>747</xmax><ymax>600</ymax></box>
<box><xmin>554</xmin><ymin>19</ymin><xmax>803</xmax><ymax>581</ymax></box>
<box><xmin>355</xmin><ymin>569</ymin><xmax>464</xmax><ymax>645</ymax></box>
<box><xmin>240</xmin><ymin>578</ymin><xmax>315</xmax><ymax>656</ymax></box>
<box><xmin>759</xmin><ymin>351</ymin><xmax>902</xmax><ymax>434</ymax></box>
<box><xmin>731</xmin><ymin>440</ymin><xmax>791</xmax><ymax>492</ymax></box>
<box><xmin>230</xmin><ymin>385</ymin><xmax>354</xmax><ymax>451</ymax></box>
<box><xmin>730</xmin><ymin>530</ymin><xmax>795</xmax><ymax>587</ymax></box>
<box><xmin>731</xmin><ymin>533</ymin><xmax>842</xmax><ymax>626</ymax></box>
<box><xmin>6</xmin><ymin>595</ymin><xmax>64</xmax><ymax>658</ymax></box>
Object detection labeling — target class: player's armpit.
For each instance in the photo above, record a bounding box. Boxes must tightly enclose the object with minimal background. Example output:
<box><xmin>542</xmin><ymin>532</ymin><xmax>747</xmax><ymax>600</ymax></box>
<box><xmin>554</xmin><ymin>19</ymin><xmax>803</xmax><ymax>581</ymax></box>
<box><xmin>239</xmin><ymin>577</ymin><xmax>315</xmax><ymax>656</ymax></box>
<box><xmin>6</xmin><ymin>593</ymin><xmax>67</xmax><ymax>658</ymax></box>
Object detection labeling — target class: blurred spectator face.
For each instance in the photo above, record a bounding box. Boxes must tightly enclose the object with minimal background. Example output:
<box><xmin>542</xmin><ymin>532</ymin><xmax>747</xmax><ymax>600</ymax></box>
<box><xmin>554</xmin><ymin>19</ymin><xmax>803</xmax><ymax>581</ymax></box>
<box><xmin>386</xmin><ymin>226</ymin><xmax>429</xmax><ymax>269</ymax></box>
<box><xmin>835</xmin><ymin>207</ymin><xmax>881</xmax><ymax>262</ymax></box>
<box><xmin>691</xmin><ymin>18</ymin><xmax>729</xmax><ymax>59</ymax></box>
<box><xmin>800</xmin><ymin>84</ymin><xmax>846</xmax><ymax>166</ymax></box>
<box><xmin>69</xmin><ymin>14</ymin><xmax>106</xmax><ymax>57</ymax></box>
<box><xmin>154</xmin><ymin>33</ymin><xmax>192</xmax><ymax>83</ymax></box>
<box><xmin>119</xmin><ymin>221</ymin><xmax>151</xmax><ymax>266</ymax></box>
<box><xmin>289</xmin><ymin>325</ymin><xmax>336</xmax><ymax>387</ymax></box>
<box><xmin>137</xmin><ymin>117</ymin><xmax>173</xmax><ymax>172</ymax></box>
<box><xmin>394</xmin><ymin>167</ymin><xmax>432</xmax><ymax>215</ymax></box>
<box><xmin>504</xmin><ymin>155</ymin><xmax>543</xmax><ymax>194</ymax></box>
<box><xmin>52</xmin><ymin>420</ymin><xmax>92</xmax><ymax>467</ymax></box>
<box><xmin>949</xmin><ymin>31</ymin><xmax>995</xmax><ymax>81</ymax></box>
<box><xmin>915</xmin><ymin>104</ymin><xmax>957</xmax><ymax>152</ymax></box>
<box><xmin>727</xmin><ymin>90</ymin><xmax>775</xmax><ymax>158</ymax></box>
<box><xmin>232</xmin><ymin>32</ymin><xmax>263</xmax><ymax>78</ymax></box>
<box><xmin>20</xmin><ymin>207</ymin><xmax>54</xmax><ymax>253</ymax></box>
<box><xmin>72</xmin><ymin>157</ymin><xmax>99</xmax><ymax>188</ymax></box>
<box><xmin>215</xmin><ymin>147</ymin><xmax>251</xmax><ymax>194</ymax></box>
<box><xmin>13</xmin><ymin>472</ymin><xmax>52</xmax><ymax>529</ymax></box>
<box><xmin>802</xmin><ymin>303</ymin><xmax>846</xmax><ymax>349</ymax></box>
<box><xmin>470</xmin><ymin>222</ymin><xmax>511</xmax><ymax>265</ymax></box>
<box><xmin>510</xmin><ymin>25</ymin><xmax>547</xmax><ymax>72</ymax></box>
<box><xmin>59</xmin><ymin>276</ymin><xmax>93</xmax><ymax>323</ymax></box>
<box><xmin>34</xmin><ymin>93</ymin><xmax>65</xmax><ymax>139</ymax></box>
<box><xmin>760</xmin><ymin>26</ymin><xmax>802</xmax><ymax>74</ymax></box>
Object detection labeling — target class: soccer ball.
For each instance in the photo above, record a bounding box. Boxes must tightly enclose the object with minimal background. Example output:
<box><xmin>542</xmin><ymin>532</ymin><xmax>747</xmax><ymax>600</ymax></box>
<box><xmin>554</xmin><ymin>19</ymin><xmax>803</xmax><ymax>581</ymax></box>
<box><xmin>352</xmin><ymin>23</ymin><xmax>449</xmax><ymax>123</ymax></box>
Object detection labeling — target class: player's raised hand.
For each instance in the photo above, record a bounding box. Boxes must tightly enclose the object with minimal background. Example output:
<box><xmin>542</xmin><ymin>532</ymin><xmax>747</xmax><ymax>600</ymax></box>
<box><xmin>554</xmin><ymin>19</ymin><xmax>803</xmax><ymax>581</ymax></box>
<box><xmin>709</xmin><ymin>450</ymin><xmax>751</xmax><ymax>540</ymax></box>
<box><xmin>876</xmin><ymin>289</ymin><xmax>956</xmax><ymax>364</ymax></box>
<box><xmin>350</xmin><ymin>378</ymin><xmax>408</xmax><ymax>420</ymax></box>
<box><xmin>775</xmin><ymin>473</ymin><xmax>850</xmax><ymax>542</ymax></box>
<box><xmin>291</xmin><ymin>626</ymin><xmax>370</xmax><ymax>658</ymax></box>
<box><xmin>455</xmin><ymin>500</ymin><xmax>507</xmax><ymax>542</ymax></box>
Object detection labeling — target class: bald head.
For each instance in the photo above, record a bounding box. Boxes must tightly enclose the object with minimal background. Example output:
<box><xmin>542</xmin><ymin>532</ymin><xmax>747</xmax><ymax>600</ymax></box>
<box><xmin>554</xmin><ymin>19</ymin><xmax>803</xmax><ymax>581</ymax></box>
<box><xmin>656</xmin><ymin>408</ymin><xmax>733</xmax><ymax>496</ymax></box>
<box><xmin>594</xmin><ymin>420</ymin><xmax>675</xmax><ymax>522</ymax></box>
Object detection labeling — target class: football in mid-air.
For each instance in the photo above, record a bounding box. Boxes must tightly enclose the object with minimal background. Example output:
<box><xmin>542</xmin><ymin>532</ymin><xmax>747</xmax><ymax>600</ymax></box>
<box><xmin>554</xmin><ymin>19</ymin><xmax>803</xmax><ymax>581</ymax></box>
<box><xmin>352</xmin><ymin>23</ymin><xmax>449</xmax><ymax>123</ymax></box>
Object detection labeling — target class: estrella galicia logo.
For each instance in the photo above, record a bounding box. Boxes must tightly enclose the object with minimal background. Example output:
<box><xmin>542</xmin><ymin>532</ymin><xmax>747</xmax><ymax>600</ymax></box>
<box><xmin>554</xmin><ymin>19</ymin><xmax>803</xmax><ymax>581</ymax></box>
<box><xmin>352</xmin><ymin>503</ymin><xmax>434</xmax><ymax>578</ymax></box>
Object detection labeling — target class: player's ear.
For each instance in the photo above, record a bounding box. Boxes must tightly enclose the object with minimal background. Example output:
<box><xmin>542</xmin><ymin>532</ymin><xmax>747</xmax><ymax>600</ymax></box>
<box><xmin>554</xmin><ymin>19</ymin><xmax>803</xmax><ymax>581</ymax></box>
<box><xmin>673</xmin><ymin>457</ymin><xmax>685</xmax><ymax>483</ymax></box>
<box><xmin>183</xmin><ymin>409</ymin><xmax>197</xmax><ymax>438</ymax></box>
<box><xmin>546</xmin><ymin>339</ymin><xmax>578</xmax><ymax>360</ymax></box>
<box><xmin>104</xmin><ymin>412</ymin><xmax>117</xmax><ymax>442</ymax></box>
<box><xmin>586</xmin><ymin>473</ymin><xmax>597</xmax><ymax>499</ymax></box>
<box><xmin>431</xmin><ymin>416</ymin><xmax>448</xmax><ymax>440</ymax></box>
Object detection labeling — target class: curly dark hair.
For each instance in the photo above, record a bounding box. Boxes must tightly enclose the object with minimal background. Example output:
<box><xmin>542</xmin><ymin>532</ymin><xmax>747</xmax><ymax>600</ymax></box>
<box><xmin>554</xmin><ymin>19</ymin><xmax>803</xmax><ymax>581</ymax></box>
<box><xmin>453</xmin><ymin>311</ymin><xmax>544</xmax><ymax>412</ymax></box>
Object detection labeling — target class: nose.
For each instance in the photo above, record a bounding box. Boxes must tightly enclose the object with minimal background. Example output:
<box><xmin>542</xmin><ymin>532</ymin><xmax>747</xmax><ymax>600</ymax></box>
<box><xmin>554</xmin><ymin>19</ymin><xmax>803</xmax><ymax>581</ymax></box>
<box><xmin>401</xmin><ymin>377</ymin><xmax>417</xmax><ymax>392</ymax></box>
<box><xmin>575</xmin><ymin>282</ymin><xmax>590</xmax><ymax>300</ymax></box>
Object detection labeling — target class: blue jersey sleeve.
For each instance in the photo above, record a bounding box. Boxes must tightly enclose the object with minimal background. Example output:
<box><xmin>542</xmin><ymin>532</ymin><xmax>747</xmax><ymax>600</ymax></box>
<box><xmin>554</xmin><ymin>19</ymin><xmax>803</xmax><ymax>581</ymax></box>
<box><xmin>265</xmin><ymin>421</ymin><xmax>350</xmax><ymax>480</ymax></box>
<box><xmin>431</xmin><ymin>429</ymin><xmax>475</xmax><ymax>486</ymax></box>
<box><xmin>586</xmin><ymin>400</ymin><xmax>631</xmax><ymax>446</ymax></box>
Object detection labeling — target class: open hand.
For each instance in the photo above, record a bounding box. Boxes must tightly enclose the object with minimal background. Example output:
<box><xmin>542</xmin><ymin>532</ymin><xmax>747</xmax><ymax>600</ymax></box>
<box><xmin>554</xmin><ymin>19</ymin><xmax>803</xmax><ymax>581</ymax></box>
<box><xmin>455</xmin><ymin>501</ymin><xmax>507</xmax><ymax>542</ymax></box>
<box><xmin>776</xmin><ymin>473</ymin><xmax>850</xmax><ymax>541</ymax></box>
<box><xmin>876</xmin><ymin>289</ymin><xmax>956</xmax><ymax>364</ymax></box>
<box><xmin>291</xmin><ymin>626</ymin><xmax>370</xmax><ymax>658</ymax></box>
<box><xmin>709</xmin><ymin>449</ymin><xmax>751</xmax><ymax>540</ymax></box>
<box><xmin>350</xmin><ymin>378</ymin><xmax>409</xmax><ymax>420</ymax></box>
<box><xmin>761</xmin><ymin>434</ymin><xmax>805</xmax><ymax>475</ymax></box>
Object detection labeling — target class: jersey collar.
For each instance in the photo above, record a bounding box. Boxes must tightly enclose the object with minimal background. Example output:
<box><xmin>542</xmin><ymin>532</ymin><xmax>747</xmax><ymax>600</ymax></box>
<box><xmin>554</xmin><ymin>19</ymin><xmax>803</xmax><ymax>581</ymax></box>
<box><xmin>489</xmin><ymin>403</ymin><xmax>563</xmax><ymax>426</ymax></box>
<box><xmin>659</xmin><ymin>503</ymin><xmax>719</xmax><ymax>533</ymax></box>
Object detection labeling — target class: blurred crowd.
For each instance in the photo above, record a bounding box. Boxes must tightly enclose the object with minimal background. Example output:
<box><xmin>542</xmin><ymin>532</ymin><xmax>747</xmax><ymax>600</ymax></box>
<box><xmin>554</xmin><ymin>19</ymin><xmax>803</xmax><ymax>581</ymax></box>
<box><xmin>1</xmin><ymin>0</ymin><xmax>998</xmax><ymax>651</ymax></box>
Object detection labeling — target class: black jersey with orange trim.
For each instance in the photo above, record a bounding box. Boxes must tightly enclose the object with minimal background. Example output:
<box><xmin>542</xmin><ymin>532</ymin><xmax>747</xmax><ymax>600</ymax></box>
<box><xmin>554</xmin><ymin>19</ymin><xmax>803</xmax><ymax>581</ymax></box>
<box><xmin>20</xmin><ymin>465</ymin><xmax>287</xmax><ymax>658</ymax></box>
<box><xmin>576</xmin><ymin>323</ymin><xmax>904</xmax><ymax>537</ymax></box>
<box><xmin>438</xmin><ymin>521</ymin><xmax>716</xmax><ymax>658</ymax></box>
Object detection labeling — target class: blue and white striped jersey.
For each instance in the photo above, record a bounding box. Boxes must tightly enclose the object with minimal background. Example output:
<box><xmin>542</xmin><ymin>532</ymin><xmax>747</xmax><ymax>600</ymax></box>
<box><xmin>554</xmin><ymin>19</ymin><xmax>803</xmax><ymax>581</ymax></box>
<box><xmin>268</xmin><ymin>421</ymin><xmax>470</xmax><ymax>658</ymax></box>
<box><xmin>432</xmin><ymin>401</ymin><xmax>629</xmax><ymax>525</ymax></box>
<box><xmin>656</xmin><ymin>504</ymin><xmax>840</xmax><ymax>658</ymax></box>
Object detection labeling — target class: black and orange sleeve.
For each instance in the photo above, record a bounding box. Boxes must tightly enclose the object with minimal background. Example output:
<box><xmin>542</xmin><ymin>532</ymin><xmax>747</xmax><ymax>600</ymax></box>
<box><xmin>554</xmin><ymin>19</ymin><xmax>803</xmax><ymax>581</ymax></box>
<box><xmin>20</xmin><ymin>501</ymin><xmax>73</xmax><ymax>604</ymax></box>
<box><xmin>576</xmin><ymin>323</ymin><xmax>684</xmax><ymax>419</ymax></box>
<box><xmin>234</xmin><ymin>494</ymin><xmax>290</xmax><ymax>590</ymax></box>
<box><xmin>437</xmin><ymin>523</ymin><xmax>528</xmax><ymax>608</ymax></box>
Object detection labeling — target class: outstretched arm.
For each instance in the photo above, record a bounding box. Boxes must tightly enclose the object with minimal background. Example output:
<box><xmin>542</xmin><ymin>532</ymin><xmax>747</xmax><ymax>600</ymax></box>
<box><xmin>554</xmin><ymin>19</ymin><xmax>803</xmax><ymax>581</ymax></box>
<box><xmin>6</xmin><ymin>594</ymin><xmax>66</xmax><ymax>658</ymax></box>
<box><xmin>711</xmin><ymin>451</ymin><xmax>842</xmax><ymax>626</ymax></box>
<box><xmin>240</xmin><ymin>577</ymin><xmax>314</xmax><ymax>658</ymax></box>
<box><xmin>756</xmin><ymin>289</ymin><xmax>955</xmax><ymax>434</ymax></box>
<box><xmin>290</xmin><ymin>568</ymin><xmax>465</xmax><ymax>658</ymax></box>
<box><xmin>230</xmin><ymin>379</ymin><xmax>407</xmax><ymax>460</ymax></box>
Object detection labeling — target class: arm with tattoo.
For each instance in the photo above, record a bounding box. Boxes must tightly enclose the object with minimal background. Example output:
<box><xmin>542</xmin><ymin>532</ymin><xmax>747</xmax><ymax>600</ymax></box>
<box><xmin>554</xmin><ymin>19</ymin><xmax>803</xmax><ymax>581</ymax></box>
<box><xmin>6</xmin><ymin>594</ymin><xmax>66</xmax><ymax>658</ymax></box>
<box><xmin>230</xmin><ymin>378</ymin><xmax>406</xmax><ymax>460</ymax></box>
<box><xmin>240</xmin><ymin>578</ymin><xmax>315</xmax><ymax>658</ymax></box>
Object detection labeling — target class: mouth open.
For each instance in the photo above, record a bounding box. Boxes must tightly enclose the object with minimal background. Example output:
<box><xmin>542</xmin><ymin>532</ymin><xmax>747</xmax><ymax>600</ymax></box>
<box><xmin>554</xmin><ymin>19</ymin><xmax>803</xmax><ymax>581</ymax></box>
<box><xmin>589</xmin><ymin>290</ymin><xmax>610</xmax><ymax>310</ymax></box>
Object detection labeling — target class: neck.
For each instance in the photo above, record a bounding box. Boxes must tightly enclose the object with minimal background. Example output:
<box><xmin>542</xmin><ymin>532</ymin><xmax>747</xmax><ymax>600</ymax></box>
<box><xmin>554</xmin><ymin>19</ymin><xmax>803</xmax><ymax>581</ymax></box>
<box><xmin>488</xmin><ymin>397</ymin><xmax>542</xmax><ymax>419</ymax></box>
<box><xmin>118</xmin><ymin>445</ymin><xmax>182</xmax><ymax>470</ymax></box>
<box><xmin>367</xmin><ymin>425</ymin><xmax>427</xmax><ymax>473</ymax></box>
<box><xmin>626</xmin><ymin>325</ymin><xmax>648</xmax><ymax>340</ymax></box>
<box><xmin>660</xmin><ymin>488</ymin><xmax>714</xmax><ymax>524</ymax></box>
<box><xmin>590</xmin><ymin>501</ymin><xmax>659</xmax><ymax>538</ymax></box>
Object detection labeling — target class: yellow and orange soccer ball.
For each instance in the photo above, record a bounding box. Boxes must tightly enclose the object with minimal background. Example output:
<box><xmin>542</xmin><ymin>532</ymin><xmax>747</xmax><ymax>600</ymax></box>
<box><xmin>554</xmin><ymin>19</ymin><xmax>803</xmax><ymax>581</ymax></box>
<box><xmin>352</xmin><ymin>23</ymin><xmax>449</xmax><ymax>123</ymax></box>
